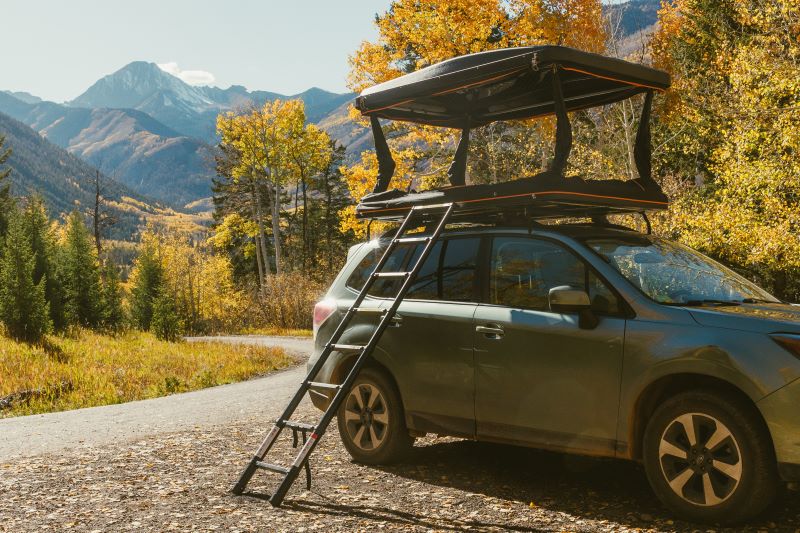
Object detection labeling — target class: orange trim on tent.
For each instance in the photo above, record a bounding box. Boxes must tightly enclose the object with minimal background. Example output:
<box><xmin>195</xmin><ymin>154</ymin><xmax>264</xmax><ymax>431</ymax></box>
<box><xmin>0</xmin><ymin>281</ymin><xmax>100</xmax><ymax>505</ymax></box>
<box><xmin>560</xmin><ymin>66</ymin><xmax>667</xmax><ymax>92</ymax></box>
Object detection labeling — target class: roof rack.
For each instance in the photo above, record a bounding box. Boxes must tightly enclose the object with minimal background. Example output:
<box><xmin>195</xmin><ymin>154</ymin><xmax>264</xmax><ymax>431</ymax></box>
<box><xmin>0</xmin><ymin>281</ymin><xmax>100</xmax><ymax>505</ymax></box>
<box><xmin>353</xmin><ymin>46</ymin><xmax>671</xmax><ymax>222</ymax></box>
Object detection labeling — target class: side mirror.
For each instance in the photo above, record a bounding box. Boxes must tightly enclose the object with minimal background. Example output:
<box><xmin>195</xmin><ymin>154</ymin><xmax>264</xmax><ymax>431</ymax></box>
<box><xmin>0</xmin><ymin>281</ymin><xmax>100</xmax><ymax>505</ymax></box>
<box><xmin>548</xmin><ymin>285</ymin><xmax>599</xmax><ymax>330</ymax></box>
<box><xmin>548</xmin><ymin>286</ymin><xmax>591</xmax><ymax>312</ymax></box>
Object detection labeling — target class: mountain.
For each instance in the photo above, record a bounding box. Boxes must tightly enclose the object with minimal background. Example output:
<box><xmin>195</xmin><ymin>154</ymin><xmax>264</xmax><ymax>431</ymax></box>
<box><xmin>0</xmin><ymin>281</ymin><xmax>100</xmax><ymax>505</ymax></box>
<box><xmin>604</xmin><ymin>0</ymin><xmax>660</xmax><ymax>38</ymax></box>
<box><xmin>0</xmin><ymin>110</ymin><xmax>153</xmax><ymax>240</ymax></box>
<box><xmin>69</xmin><ymin>62</ymin><xmax>353</xmax><ymax>142</ymax></box>
<box><xmin>0</xmin><ymin>91</ymin><xmax>213</xmax><ymax>208</ymax></box>
<box><xmin>2</xmin><ymin>90</ymin><xmax>42</xmax><ymax>104</ymax></box>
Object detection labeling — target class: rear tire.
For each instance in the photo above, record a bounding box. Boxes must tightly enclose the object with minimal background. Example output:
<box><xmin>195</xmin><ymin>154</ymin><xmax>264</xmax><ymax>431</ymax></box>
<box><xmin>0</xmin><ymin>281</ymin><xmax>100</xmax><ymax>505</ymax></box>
<box><xmin>642</xmin><ymin>390</ymin><xmax>778</xmax><ymax>524</ymax></box>
<box><xmin>337</xmin><ymin>367</ymin><xmax>414</xmax><ymax>464</ymax></box>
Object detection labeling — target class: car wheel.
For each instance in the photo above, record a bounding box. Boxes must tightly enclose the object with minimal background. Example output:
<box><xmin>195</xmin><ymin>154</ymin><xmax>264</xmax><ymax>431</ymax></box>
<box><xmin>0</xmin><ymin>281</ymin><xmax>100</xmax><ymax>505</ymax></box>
<box><xmin>643</xmin><ymin>390</ymin><xmax>779</xmax><ymax>524</ymax></box>
<box><xmin>336</xmin><ymin>366</ymin><xmax>414</xmax><ymax>464</ymax></box>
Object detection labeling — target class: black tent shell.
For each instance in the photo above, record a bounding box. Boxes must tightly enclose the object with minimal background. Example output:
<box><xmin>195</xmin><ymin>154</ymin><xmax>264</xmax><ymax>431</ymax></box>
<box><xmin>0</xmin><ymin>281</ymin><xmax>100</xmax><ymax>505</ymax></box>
<box><xmin>356</xmin><ymin>46</ymin><xmax>670</xmax><ymax>128</ymax></box>
<box><xmin>354</xmin><ymin>46</ymin><xmax>672</xmax><ymax>222</ymax></box>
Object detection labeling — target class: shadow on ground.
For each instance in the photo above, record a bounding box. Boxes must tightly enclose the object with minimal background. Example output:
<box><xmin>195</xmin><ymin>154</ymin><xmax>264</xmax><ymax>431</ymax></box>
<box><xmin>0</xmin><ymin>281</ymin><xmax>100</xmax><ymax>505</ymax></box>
<box><xmin>243</xmin><ymin>438</ymin><xmax>800</xmax><ymax>532</ymax></box>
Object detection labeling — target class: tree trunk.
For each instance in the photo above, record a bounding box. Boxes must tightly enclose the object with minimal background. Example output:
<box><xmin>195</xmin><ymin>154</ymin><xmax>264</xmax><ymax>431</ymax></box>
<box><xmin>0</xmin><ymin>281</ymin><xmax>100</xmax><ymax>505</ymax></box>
<box><xmin>271</xmin><ymin>177</ymin><xmax>282</xmax><ymax>275</ymax></box>
<box><xmin>248</xmin><ymin>176</ymin><xmax>269</xmax><ymax>286</ymax></box>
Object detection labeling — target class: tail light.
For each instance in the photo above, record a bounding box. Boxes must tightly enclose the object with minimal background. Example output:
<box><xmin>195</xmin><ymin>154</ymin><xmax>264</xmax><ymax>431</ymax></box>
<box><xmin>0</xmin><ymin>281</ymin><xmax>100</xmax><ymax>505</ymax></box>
<box><xmin>313</xmin><ymin>299</ymin><xmax>337</xmax><ymax>338</ymax></box>
<box><xmin>772</xmin><ymin>333</ymin><xmax>800</xmax><ymax>359</ymax></box>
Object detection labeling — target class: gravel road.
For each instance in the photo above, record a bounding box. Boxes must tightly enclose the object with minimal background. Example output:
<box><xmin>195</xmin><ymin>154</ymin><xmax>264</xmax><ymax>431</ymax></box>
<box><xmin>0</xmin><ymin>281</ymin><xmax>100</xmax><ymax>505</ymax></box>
<box><xmin>2</xmin><ymin>335</ymin><xmax>799</xmax><ymax>532</ymax></box>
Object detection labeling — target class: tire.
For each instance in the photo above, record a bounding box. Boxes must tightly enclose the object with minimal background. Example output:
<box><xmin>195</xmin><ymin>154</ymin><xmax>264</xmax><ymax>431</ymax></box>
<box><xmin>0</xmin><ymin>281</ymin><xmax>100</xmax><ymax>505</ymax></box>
<box><xmin>336</xmin><ymin>366</ymin><xmax>414</xmax><ymax>464</ymax></box>
<box><xmin>642</xmin><ymin>389</ymin><xmax>779</xmax><ymax>525</ymax></box>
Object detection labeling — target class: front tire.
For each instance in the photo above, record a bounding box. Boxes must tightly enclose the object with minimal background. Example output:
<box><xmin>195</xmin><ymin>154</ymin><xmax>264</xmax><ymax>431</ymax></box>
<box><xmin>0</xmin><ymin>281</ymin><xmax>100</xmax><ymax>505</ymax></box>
<box><xmin>643</xmin><ymin>390</ymin><xmax>778</xmax><ymax>524</ymax></box>
<box><xmin>336</xmin><ymin>367</ymin><xmax>414</xmax><ymax>464</ymax></box>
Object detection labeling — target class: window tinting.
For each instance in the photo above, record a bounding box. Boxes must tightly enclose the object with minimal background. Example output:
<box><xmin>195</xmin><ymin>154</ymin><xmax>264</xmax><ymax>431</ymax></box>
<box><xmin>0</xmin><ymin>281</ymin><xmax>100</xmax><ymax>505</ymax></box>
<box><xmin>345</xmin><ymin>241</ymin><xmax>416</xmax><ymax>298</ymax></box>
<box><xmin>490</xmin><ymin>237</ymin><xmax>619</xmax><ymax>313</ymax></box>
<box><xmin>406</xmin><ymin>237</ymin><xmax>480</xmax><ymax>302</ymax></box>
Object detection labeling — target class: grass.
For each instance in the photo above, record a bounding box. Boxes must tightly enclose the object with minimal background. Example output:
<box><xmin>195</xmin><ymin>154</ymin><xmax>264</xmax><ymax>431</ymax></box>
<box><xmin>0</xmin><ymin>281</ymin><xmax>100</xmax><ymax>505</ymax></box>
<box><xmin>0</xmin><ymin>330</ymin><xmax>295</xmax><ymax>418</ymax></box>
<box><xmin>237</xmin><ymin>327</ymin><xmax>313</xmax><ymax>337</ymax></box>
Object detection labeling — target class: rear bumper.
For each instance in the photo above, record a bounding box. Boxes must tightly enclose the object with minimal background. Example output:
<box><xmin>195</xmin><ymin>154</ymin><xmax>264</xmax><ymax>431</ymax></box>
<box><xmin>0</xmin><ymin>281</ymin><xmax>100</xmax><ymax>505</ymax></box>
<box><xmin>757</xmin><ymin>378</ymin><xmax>800</xmax><ymax>479</ymax></box>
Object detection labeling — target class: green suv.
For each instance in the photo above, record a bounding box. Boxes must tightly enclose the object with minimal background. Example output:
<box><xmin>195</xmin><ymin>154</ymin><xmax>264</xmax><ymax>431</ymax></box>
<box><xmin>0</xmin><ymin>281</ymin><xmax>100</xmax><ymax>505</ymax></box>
<box><xmin>309</xmin><ymin>223</ymin><xmax>800</xmax><ymax>524</ymax></box>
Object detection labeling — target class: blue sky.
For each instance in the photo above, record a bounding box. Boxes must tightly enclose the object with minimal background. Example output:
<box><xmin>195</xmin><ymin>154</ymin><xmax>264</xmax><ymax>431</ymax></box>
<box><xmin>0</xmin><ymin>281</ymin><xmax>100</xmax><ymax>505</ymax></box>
<box><xmin>2</xmin><ymin>0</ymin><xmax>625</xmax><ymax>103</ymax></box>
<box><xmin>1</xmin><ymin>0</ymin><xmax>392</xmax><ymax>102</ymax></box>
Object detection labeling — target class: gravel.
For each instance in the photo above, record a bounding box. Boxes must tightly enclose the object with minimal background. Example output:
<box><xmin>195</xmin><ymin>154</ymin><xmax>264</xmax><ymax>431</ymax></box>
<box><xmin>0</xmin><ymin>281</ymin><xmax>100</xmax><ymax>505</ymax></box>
<box><xmin>1</xmin><ymin>335</ymin><xmax>799</xmax><ymax>532</ymax></box>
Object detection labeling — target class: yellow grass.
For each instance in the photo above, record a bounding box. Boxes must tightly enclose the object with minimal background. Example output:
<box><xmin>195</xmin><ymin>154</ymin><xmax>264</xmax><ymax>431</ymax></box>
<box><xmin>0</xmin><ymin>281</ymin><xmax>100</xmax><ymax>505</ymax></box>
<box><xmin>0</xmin><ymin>330</ymin><xmax>295</xmax><ymax>418</ymax></box>
<box><xmin>237</xmin><ymin>327</ymin><xmax>313</xmax><ymax>337</ymax></box>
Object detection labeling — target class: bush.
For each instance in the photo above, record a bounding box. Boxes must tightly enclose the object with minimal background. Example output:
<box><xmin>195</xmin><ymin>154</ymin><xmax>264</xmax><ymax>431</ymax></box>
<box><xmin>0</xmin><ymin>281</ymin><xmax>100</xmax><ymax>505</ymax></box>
<box><xmin>232</xmin><ymin>272</ymin><xmax>324</xmax><ymax>331</ymax></box>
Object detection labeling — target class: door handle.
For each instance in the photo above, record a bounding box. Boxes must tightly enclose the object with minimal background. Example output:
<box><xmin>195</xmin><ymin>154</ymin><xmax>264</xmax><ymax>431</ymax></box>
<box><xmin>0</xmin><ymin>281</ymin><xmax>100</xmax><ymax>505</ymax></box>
<box><xmin>389</xmin><ymin>314</ymin><xmax>403</xmax><ymax>327</ymax></box>
<box><xmin>476</xmin><ymin>324</ymin><xmax>504</xmax><ymax>338</ymax></box>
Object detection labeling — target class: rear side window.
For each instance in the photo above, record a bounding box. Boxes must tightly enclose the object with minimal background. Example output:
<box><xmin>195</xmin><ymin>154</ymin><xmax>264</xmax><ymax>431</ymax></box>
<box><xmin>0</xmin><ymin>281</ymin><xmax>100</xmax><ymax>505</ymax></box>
<box><xmin>345</xmin><ymin>237</ymin><xmax>480</xmax><ymax>302</ymax></box>
<box><xmin>406</xmin><ymin>237</ymin><xmax>480</xmax><ymax>301</ymax></box>
<box><xmin>345</xmin><ymin>241</ymin><xmax>416</xmax><ymax>298</ymax></box>
<box><xmin>490</xmin><ymin>236</ymin><xmax>620</xmax><ymax>314</ymax></box>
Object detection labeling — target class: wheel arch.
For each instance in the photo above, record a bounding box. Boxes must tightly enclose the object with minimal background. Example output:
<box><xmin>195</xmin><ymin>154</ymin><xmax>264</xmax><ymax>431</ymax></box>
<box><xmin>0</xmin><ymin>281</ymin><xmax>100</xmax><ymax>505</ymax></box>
<box><xmin>628</xmin><ymin>372</ymin><xmax>773</xmax><ymax>461</ymax></box>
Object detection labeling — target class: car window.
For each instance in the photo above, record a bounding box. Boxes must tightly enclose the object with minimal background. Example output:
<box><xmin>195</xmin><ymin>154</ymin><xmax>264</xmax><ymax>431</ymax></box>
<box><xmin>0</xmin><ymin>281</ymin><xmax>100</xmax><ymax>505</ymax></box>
<box><xmin>490</xmin><ymin>236</ymin><xmax>620</xmax><ymax>314</ymax></box>
<box><xmin>345</xmin><ymin>241</ymin><xmax>416</xmax><ymax>297</ymax></box>
<box><xmin>346</xmin><ymin>237</ymin><xmax>480</xmax><ymax>302</ymax></box>
<box><xmin>406</xmin><ymin>237</ymin><xmax>480</xmax><ymax>302</ymax></box>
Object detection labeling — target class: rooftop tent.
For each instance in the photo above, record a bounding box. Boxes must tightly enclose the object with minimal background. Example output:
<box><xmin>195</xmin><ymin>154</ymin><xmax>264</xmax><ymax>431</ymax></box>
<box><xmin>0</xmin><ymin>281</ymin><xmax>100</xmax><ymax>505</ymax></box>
<box><xmin>353</xmin><ymin>45</ymin><xmax>671</xmax><ymax>221</ymax></box>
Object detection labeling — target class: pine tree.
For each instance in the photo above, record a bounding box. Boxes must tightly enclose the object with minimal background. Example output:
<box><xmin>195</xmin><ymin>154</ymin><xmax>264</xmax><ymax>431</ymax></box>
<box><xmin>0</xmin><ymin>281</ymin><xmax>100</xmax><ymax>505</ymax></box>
<box><xmin>100</xmin><ymin>261</ymin><xmax>125</xmax><ymax>330</ymax></box>
<box><xmin>130</xmin><ymin>244</ymin><xmax>163</xmax><ymax>331</ymax></box>
<box><xmin>151</xmin><ymin>290</ymin><xmax>181</xmax><ymax>341</ymax></box>
<box><xmin>0</xmin><ymin>135</ymin><xmax>13</xmax><ymax>239</ymax></box>
<box><xmin>22</xmin><ymin>196</ymin><xmax>65</xmax><ymax>330</ymax></box>
<box><xmin>61</xmin><ymin>211</ymin><xmax>103</xmax><ymax>328</ymax></box>
<box><xmin>0</xmin><ymin>209</ymin><xmax>51</xmax><ymax>342</ymax></box>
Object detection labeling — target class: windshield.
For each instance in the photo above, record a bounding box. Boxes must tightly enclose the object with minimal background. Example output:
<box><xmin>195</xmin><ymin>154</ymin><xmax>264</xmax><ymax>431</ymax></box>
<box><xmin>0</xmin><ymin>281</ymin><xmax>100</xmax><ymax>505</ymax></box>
<box><xmin>586</xmin><ymin>236</ymin><xmax>779</xmax><ymax>305</ymax></box>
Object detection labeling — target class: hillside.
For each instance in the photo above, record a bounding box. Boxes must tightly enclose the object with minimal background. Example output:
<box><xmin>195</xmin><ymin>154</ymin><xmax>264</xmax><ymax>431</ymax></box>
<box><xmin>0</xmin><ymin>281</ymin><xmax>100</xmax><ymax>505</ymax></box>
<box><xmin>0</xmin><ymin>92</ymin><xmax>215</xmax><ymax>208</ymax></box>
<box><xmin>0</xmin><ymin>110</ymin><xmax>208</xmax><ymax>240</ymax></box>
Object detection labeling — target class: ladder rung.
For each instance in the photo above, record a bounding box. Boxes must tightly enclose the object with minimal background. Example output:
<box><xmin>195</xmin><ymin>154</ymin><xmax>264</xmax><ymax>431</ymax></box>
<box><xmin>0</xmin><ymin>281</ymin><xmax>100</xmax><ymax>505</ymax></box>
<box><xmin>330</xmin><ymin>344</ymin><xmax>364</xmax><ymax>352</ymax></box>
<box><xmin>255</xmin><ymin>461</ymin><xmax>290</xmax><ymax>475</ymax></box>
<box><xmin>411</xmin><ymin>203</ymin><xmax>452</xmax><ymax>212</ymax></box>
<box><xmin>352</xmin><ymin>307</ymin><xmax>385</xmax><ymax>314</ymax></box>
<box><xmin>395</xmin><ymin>236</ymin><xmax>431</xmax><ymax>244</ymax></box>
<box><xmin>306</xmin><ymin>381</ymin><xmax>341</xmax><ymax>391</ymax></box>
<box><xmin>373</xmin><ymin>272</ymin><xmax>409</xmax><ymax>278</ymax></box>
<box><xmin>283</xmin><ymin>420</ymin><xmax>316</xmax><ymax>431</ymax></box>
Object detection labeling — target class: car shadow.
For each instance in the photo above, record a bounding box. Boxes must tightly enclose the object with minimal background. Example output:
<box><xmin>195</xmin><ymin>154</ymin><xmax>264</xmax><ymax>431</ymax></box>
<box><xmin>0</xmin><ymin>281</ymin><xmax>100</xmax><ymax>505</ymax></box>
<box><xmin>366</xmin><ymin>439</ymin><xmax>800</xmax><ymax>532</ymax></box>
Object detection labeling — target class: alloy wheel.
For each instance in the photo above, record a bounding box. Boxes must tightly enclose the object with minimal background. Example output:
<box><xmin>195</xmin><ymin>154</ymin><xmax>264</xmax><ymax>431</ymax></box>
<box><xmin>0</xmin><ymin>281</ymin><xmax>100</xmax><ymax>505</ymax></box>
<box><xmin>343</xmin><ymin>383</ymin><xmax>389</xmax><ymax>451</ymax></box>
<box><xmin>658</xmin><ymin>412</ymin><xmax>743</xmax><ymax>506</ymax></box>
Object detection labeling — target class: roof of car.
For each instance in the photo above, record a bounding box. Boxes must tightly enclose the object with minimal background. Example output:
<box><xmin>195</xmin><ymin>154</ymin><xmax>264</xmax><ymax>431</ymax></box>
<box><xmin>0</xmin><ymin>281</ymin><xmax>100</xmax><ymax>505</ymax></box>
<box><xmin>355</xmin><ymin>45</ymin><xmax>670</xmax><ymax>128</ymax></box>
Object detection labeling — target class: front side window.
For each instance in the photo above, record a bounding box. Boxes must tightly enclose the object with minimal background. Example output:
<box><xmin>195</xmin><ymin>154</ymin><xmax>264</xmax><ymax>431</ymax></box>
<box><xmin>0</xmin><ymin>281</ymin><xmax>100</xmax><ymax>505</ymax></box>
<box><xmin>490</xmin><ymin>236</ymin><xmax>620</xmax><ymax>313</ymax></box>
<box><xmin>586</xmin><ymin>236</ymin><xmax>779</xmax><ymax>305</ymax></box>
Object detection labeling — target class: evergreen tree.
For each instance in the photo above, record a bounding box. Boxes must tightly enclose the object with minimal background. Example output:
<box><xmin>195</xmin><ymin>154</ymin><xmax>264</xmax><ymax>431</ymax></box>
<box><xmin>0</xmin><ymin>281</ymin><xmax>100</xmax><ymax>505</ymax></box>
<box><xmin>151</xmin><ymin>290</ymin><xmax>181</xmax><ymax>341</ymax></box>
<box><xmin>0</xmin><ymin>135</ymin><xmax>13</xmax><ymax>239</ymax></box>
<box><xmin>0</xmin><ymin>209</ymin><xmax>51</xmax><ymax>342</ymax></box>
<box><xmin>100</xmin><ymin>261</ymin><xmax>125</xmax><ymax>330</ymax></box>
<box><xmin>130</xmin><ymin>244</ymin><xmax>163</xmax><ymax>331</ymax></box>
<box><xmin>22</xmin><ymin>196</ymin><xmax>65</xmax><ymax>330</ymax></box>
<box><xmin>61</xmin><ymin>211</ymin><xmax>103</xmax><ymax>328</ymax></box>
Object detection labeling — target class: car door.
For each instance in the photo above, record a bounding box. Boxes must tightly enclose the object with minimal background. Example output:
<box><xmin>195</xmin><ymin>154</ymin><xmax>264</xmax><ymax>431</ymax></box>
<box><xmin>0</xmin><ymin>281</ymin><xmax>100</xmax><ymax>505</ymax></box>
<box><xmin>474</xmin><ymin>235</ymin><xmax>626</xmax><ymax>457</ymax></box>
<box><xmin>376</xmin><ymin>235</ymin><xmax>483</xmax><ymax>438</ymax></box>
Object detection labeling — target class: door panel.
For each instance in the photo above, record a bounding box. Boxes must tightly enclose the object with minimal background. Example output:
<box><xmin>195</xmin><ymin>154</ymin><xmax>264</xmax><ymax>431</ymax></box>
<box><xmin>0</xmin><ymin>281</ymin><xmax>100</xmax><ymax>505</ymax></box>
<box><xmin>475</xmin><ymin>236</ymin><xmax>625</xmax><ymax>456</ymax></box>
<box><xmin>376</xmin><ymin>236</ymin><xmax>482</xmax><ymax>437</ymax></box>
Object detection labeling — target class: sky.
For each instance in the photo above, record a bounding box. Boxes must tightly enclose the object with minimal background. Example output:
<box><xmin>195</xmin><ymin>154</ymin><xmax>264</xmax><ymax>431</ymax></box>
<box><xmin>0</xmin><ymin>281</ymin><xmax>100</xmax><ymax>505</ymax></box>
<box><xmin>1</xmin><ymin>0</ymin><xmax>393</xmax><ymax>103</ymax></box>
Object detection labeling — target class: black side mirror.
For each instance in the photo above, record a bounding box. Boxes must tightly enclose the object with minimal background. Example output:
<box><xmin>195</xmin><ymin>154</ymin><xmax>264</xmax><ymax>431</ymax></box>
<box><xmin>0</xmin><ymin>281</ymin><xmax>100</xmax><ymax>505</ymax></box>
<box><xmin>548</xmin><ymin>285</ymin><xmax>598</xmax><ymax>330</ymax></box>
